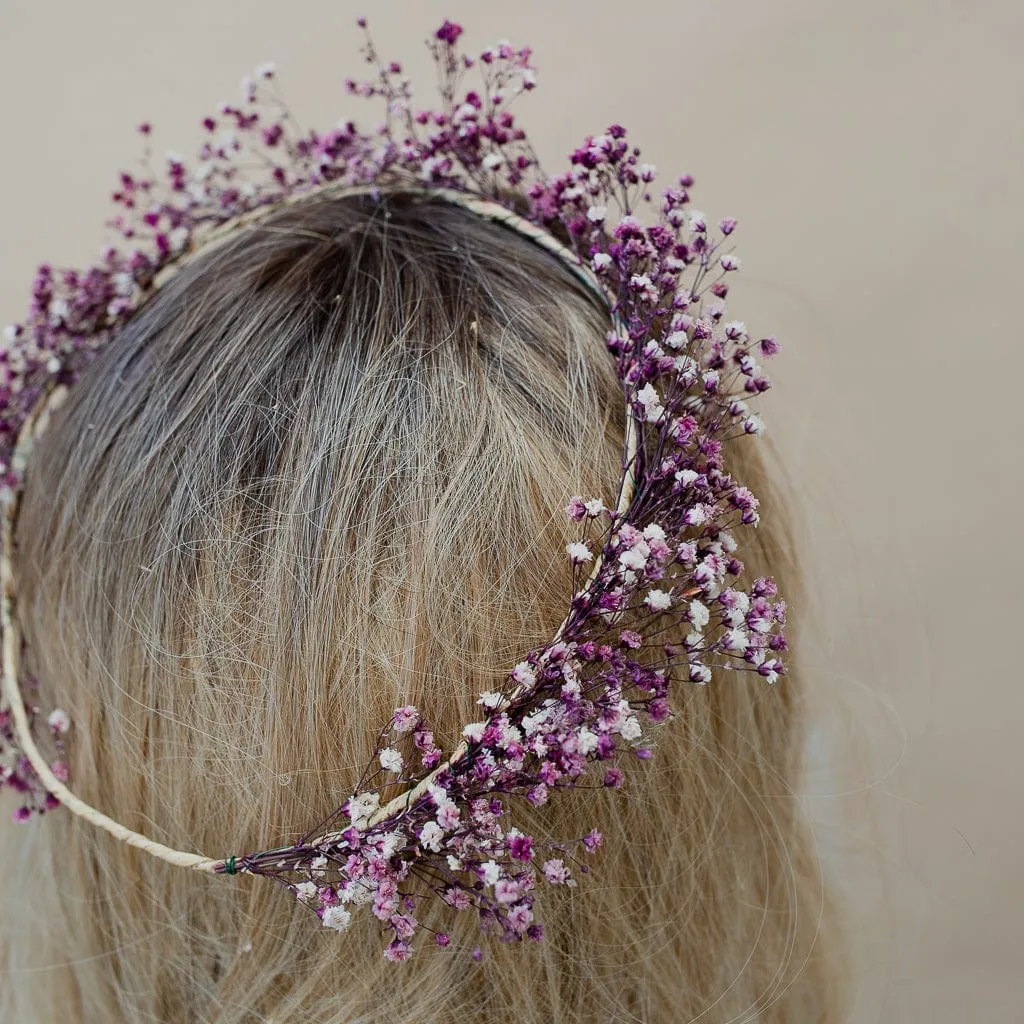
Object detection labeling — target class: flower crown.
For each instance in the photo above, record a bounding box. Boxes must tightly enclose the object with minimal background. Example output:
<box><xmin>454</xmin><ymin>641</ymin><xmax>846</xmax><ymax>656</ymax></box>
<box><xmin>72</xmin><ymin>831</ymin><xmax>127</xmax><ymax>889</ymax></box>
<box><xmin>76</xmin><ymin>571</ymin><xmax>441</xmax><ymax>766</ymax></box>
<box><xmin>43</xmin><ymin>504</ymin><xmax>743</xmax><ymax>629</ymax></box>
<box><xmin>0</xmin><ymin>18</ymin><xmax>787</xmax><ymax>962</ymax></box>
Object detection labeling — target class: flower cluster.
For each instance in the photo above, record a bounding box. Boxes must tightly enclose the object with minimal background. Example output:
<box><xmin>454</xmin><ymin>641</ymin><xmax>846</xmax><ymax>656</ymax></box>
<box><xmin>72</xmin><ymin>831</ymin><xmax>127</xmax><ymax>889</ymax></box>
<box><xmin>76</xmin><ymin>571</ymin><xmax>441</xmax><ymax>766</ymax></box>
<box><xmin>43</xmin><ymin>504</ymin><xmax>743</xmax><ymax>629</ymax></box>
<box><xmin>0</xmin><ymin>675</ymin><xmax>70</xmax><ymax>819</ymax></box>
<box><xmin>1</xmin><ymin>18</ymin><xmax>787</xmax><ymax>959</ymax></box>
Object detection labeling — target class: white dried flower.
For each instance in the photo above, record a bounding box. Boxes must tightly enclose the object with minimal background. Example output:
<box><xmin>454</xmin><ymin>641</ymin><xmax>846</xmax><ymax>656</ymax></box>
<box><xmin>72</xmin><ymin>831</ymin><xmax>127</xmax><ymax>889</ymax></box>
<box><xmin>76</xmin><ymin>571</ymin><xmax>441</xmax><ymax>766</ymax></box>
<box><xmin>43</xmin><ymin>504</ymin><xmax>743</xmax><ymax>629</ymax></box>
<box><xmin>47</xmin><ymin>709</ymin><xmax>71</xmax><ymax>734</ymax></box>
<box><xmin>576</xmin><ymin>727</ymin><xmax>599</xmax><ymax>755</ymax></box>
<box><xmin>322</xmin><ymin>905</ymin><xmax>352</xmax><ymax>932</ymax></box>
<box><xmin>566</xmin><ymin>542</ymin><xmax>593</xmax><ymax>564</ymax></box>
<box><xmin>619</xmin><ymin>717</ymin><xmax>642</xmax><ymax>742</ymax></box>
<box><xmin>346</xmin><ymin>791</ymin><xmax>380</xmax><ymax>825</ymax></box>
<box><xmin>688</xmin><ymin>600</ymin><xmax>710</xmax><ymax>631</ymax></box>
<box><xmin>419</xmin><ymin>821</ymin><xmax>444</xmax><ymax>852</ymax></box>
<box><xmin>511</xmin><ymin>662</ymin><xmax>536</xmax><ymax>687</ymax></box>
<box><xmin>295</xmin><ymin>881</ymin><xmax>319</xmax><ymax>903</ymax></box>
<box><xmin>379</xmin><ymin>748</ymin><xmax>403</xmax><ymax>773</ymax></box>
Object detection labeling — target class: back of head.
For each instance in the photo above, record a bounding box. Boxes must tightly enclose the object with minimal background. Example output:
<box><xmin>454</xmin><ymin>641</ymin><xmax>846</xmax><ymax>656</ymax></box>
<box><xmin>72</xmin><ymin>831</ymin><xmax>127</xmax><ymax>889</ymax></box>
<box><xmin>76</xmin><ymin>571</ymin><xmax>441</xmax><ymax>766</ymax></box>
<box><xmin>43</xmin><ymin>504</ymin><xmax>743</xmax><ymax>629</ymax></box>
<box><xmin>1</xmin><ymin>192</ymin><xmax>839</xmax><ymax>1022</ymax></box>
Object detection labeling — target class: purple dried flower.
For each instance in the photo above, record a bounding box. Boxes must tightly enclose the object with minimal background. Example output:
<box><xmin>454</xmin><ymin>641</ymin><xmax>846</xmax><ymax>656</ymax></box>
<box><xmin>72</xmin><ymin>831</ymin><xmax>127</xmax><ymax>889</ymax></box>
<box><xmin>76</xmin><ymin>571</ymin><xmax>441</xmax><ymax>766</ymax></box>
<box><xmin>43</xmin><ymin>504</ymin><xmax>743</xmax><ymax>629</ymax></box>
<box><xmin>384</xmin><ymin>940</ymin><xmax>412</xmax><ymax>962</ymax></box>
<box><xmin>435</xmin><ymin>20</ymin><xmax>463</xmax><ymax>44</ymax></box>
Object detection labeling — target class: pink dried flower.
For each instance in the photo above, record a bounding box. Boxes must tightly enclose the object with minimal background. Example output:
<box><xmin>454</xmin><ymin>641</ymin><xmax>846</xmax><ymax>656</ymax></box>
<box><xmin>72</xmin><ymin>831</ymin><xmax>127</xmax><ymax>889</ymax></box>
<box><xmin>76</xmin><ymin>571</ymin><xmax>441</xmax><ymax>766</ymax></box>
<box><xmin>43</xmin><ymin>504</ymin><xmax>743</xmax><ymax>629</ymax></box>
<box><xmin>435</xmin><ymin>20</ymin><xmax>463</xmax><ymax>44</ymax></box>
<box><xmin>391</xmin><ymin>705</ymin><xmax>419</xmax><ymax>733</ymax></box>
<box><xmin>543</xmin><ymin>859</ymin><xmax>572</xmax><ymax>885</ymax></box>
<box><xmin>384</xmin><ymin>940</ymin><xmax>412</xmax><ymax>962</ymax></box>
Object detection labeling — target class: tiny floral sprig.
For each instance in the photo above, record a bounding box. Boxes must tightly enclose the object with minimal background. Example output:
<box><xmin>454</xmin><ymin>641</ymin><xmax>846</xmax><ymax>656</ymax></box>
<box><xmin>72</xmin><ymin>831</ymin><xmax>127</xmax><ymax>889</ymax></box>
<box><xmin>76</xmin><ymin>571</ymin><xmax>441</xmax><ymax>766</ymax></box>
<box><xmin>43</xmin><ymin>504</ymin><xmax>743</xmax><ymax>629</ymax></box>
<box><xmin>0</xmin><ymin>18</ymin><xmax>787</xmax><ymax>962</ymax></box>
<box><xmin>0</xmin><ymin>675</ymin><xmax>70</xmax><ymax>820</ymax></box>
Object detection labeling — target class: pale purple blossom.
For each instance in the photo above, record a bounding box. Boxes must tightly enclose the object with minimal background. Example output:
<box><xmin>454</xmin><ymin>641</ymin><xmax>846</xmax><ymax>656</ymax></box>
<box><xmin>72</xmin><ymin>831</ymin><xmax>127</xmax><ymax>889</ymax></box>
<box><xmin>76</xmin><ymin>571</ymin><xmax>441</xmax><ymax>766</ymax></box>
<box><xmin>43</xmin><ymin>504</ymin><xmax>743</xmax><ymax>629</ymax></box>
<box><xmin>436</xmin><ymin>803</ymin><xmax>461</xmax><ymax>829</ymax></box>
<box><xmin>511</xmin><ymin>662</ymin><xmax>536</xmax><ymax>687</ymax></box>
<box><xmin>391</xmin><ymin>706</ymin><xmax>419</xmax><ymax>733</ymax></box>
<box><xmin>543</xmin><ymin>859</ymin><xmax>572</xmax><ymax>885</ymax></box>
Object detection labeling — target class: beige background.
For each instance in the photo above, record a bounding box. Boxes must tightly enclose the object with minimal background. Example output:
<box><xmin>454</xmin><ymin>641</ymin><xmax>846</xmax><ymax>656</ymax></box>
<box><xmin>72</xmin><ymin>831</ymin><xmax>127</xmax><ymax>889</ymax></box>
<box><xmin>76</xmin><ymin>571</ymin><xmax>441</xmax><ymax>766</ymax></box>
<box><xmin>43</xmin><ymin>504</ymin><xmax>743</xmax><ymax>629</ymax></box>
<box><xmin>1</xmin><ymin>1</ymin><xmax>1021</xmax><ymax>1020</ymax></box>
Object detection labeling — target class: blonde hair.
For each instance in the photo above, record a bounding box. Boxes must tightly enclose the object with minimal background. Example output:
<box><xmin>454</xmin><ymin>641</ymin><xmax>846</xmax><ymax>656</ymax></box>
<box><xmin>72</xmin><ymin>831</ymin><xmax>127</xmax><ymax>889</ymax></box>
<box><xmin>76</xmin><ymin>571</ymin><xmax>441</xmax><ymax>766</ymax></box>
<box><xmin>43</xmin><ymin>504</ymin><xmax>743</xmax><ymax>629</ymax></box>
<box><xmin>1</xmin><ymin>192</ymin><xmax>843</xmax><ymax>1022</ymax></box>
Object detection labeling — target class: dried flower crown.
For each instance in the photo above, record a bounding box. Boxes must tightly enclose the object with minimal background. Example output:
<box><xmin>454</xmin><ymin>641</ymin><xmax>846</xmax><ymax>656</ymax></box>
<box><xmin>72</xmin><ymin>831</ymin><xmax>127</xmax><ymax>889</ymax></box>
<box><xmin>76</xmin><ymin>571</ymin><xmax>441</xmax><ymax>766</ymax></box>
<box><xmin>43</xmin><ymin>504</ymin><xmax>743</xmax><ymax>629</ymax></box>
<box><xmin>0</xmin><ymin>18</ymin><xmax>787</xmax><ymax>962</ymax></box>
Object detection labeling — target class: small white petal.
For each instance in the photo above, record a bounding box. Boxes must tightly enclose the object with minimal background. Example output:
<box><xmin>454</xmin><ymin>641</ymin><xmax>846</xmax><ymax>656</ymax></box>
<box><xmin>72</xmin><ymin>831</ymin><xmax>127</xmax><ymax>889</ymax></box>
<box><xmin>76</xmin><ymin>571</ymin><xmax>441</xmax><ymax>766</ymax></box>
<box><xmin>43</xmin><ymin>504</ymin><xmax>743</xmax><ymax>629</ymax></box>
<box><xmin>566</xmin><ymin>542</ymin><xmax>593</xmax><ymax>564</ymax></box>
<box><xmin>463</xmin><ymin>721</ymin><xmax>486</xmax><ymax>743</ymax></box>
<box><xmin>322</xmin><ymin>904</ymin><xmax>352</xmax><ymax>931</ymax></box>
<box><xmin>379</xmin><ymin>748</ymin><xmax>403</xmax><ymax>773</ymax></box>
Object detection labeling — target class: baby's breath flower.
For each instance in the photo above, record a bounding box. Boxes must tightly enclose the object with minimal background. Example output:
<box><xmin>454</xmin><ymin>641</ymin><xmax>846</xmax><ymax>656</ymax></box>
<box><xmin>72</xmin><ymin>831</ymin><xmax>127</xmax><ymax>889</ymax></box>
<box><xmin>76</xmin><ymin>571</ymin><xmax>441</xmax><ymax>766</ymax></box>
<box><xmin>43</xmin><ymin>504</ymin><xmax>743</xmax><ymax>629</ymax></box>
<box><xmin>419</xmin><ymin>821</ymin><xmax>444</xmax><ymax>852</ymax></box>
<box><xmin>47</xmin><ymin>709</ymin><xmax>71</xmax><ymax>734</ymax></box>
<box><xmin>322</xmin><ymin>904</ymin><xmax>352</xmax><ymax>931</ymax></box>
<box><xmin>636</xmin><ymin>382</ymin><xmax>665</xmax><ymax>423</ymax></box>
<box><xmin>511</xmin><ymin>662</ymin><xmax>536</xmax><ymax>687</ymax></box>
<box><xmin>346</xmin><ymin>791</ymin><xmax>380</xmax><ymax>826</ymax></box>
<box><xmin>543</xmin><ymin>859</ymin><xmax>572</xmax><ymax>885</ymax></box>
<box><xmin>566</xmin><ymin>542</ymin><xmax>593</xmax><ymax>564</ymax></box>
<box><xmin>379</xmin><ymin>748</ymin><xmax>403</xmax><ymax>773</ymax></box>
<box><xmin>689</xmin><ymin>663</ymin><xmax>713</xmax><ymax>684</ymax></box>
<box><xmin>619</xmin><ymin>717</ymin><xmax>642</xmax><ymax>742</ymax></box>
<box><xmin>688</xmin><ymin>599</ymin><xmax>710</xmax><ymax>631</ymax></box>
<box><xmin>295</xmin><ymin>881</ymin><xmax>319</xmax><ymax>903</ymax></box>
<box><xmin>462</xmin><ymin>721</ymin><xmax>486</xmax><ymax>742</ymax></box>
<box><xmin>437</xmin><ymin>803</ymin><xmax>460</xmax><ymax>829</ymax></box>
<box><xmin>391</xmin><ymin>705</ymin><xmax>418</xmax><ymax>733</ymax></box>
